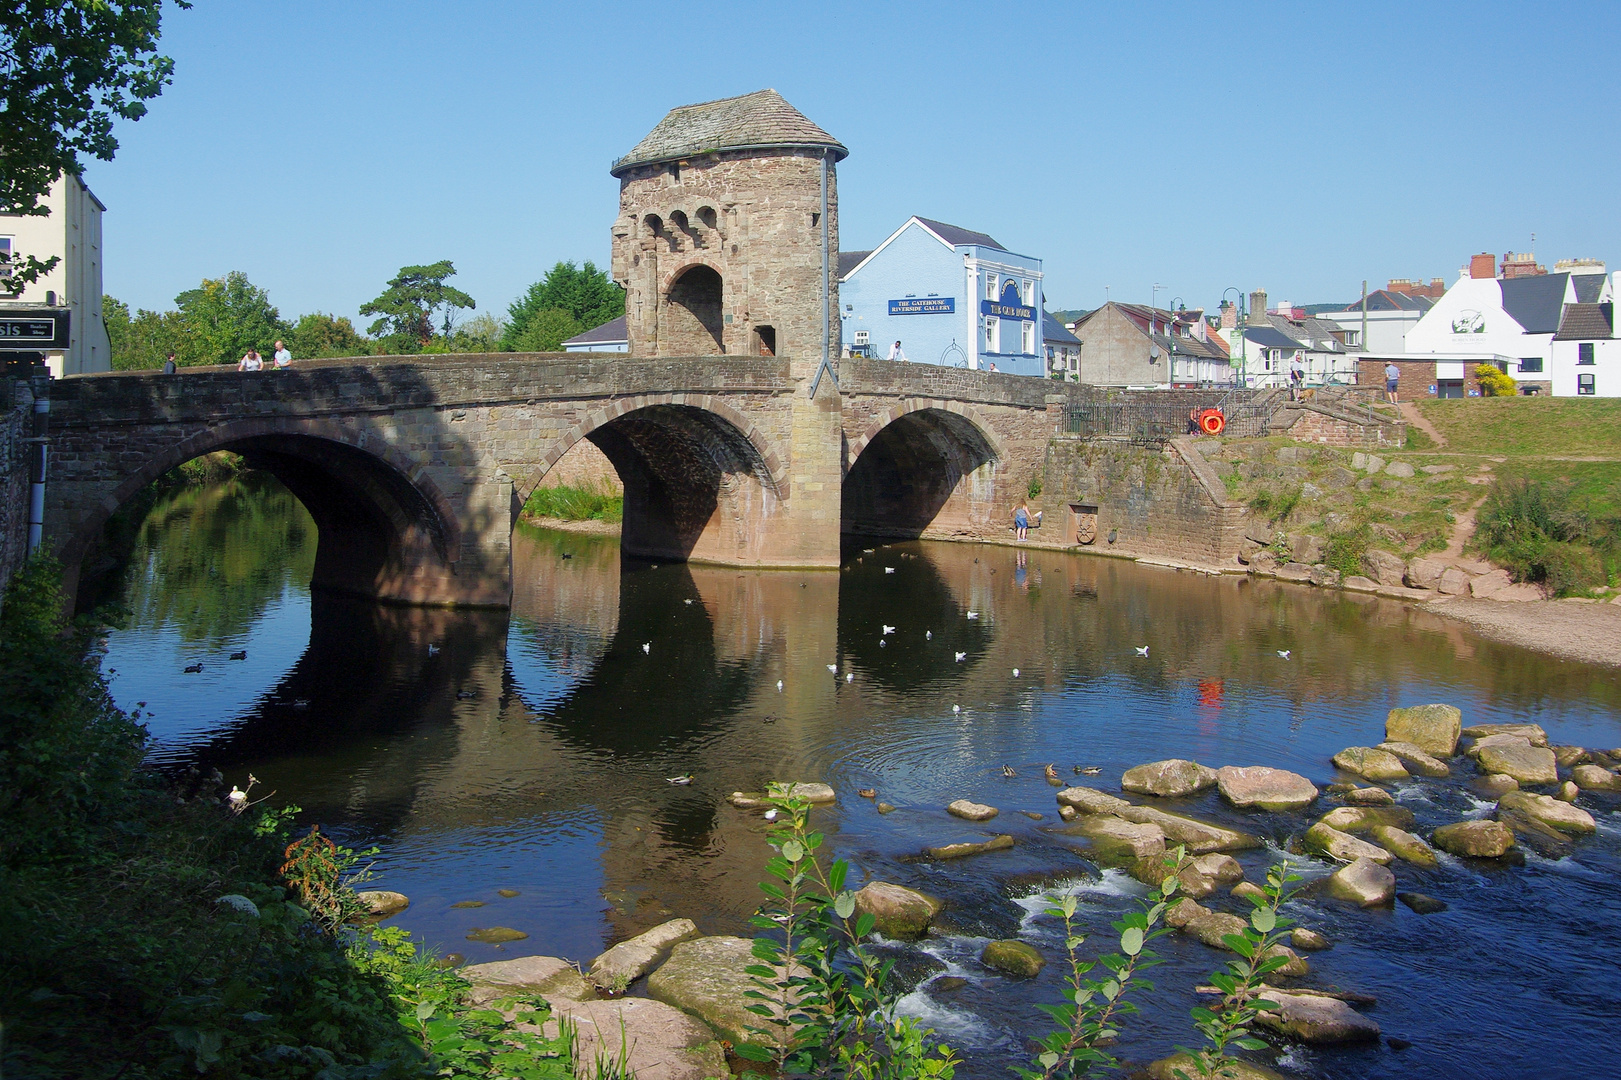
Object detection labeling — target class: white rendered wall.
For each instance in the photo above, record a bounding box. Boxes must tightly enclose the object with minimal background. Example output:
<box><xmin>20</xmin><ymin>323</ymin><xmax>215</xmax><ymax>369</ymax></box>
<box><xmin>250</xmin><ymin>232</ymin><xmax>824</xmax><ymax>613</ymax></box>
<box><xmin>0</xmin><ymin>174</ymin><xmax>110</xmax><ymax>374</ymax></box>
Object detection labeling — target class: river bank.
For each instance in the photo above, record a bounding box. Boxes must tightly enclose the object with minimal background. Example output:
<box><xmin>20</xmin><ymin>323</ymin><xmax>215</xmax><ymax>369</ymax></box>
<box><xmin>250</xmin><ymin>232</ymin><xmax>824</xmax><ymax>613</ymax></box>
<box><xmin>1424</xmin><ymin>596</ymin><xmax>1621</xmax><ymax>668</ymax></box>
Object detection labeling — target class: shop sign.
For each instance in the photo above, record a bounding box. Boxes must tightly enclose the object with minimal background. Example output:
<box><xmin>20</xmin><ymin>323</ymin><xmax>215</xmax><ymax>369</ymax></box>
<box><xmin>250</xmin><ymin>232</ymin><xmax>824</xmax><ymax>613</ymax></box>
<box><xmin>0</xmin><ymin>311</ymin><xmax>68</xmax><ymax>349</ymax></box>
<box><xmin>981</xmin><ymin>299</ymin><xmax>1034</xmax><ymax>320</ymax></box>
<box><xmin>888</xmin><ymin>298</ymin><xmax>955</xmax><ymax>315</ymax></box>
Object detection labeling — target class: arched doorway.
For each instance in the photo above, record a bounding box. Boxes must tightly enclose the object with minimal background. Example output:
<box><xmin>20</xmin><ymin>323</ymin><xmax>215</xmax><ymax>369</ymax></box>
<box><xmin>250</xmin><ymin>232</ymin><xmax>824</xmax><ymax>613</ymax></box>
<box><xmin>663</xmin><ymin>265</ymin><xmax>724</xmax><ymax>354</ymax></box>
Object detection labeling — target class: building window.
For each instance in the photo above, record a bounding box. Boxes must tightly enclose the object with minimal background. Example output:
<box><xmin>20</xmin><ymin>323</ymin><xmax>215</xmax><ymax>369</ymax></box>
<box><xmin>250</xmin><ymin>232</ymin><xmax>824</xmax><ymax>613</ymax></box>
<box><xmin>1577</xmin><ymin>373</ymin><xmax>1596</xmax><ymax>395</ymax></box>
<box><xmin>985</xmin><ymin>273</ymin><xmax>998</xmax><ymax>301</ymax></box>
<box><xmin>1578</xmin><ymin>343</ymin><xmax>1595</xmax><ymax>365</ymax></box>
<box><xmin>984</xmin><ymin>317</ymin><xmax>999</xmax><ymax>353</ymax></box>
<box><xmin>1022</xmin><ymin>279</ymin><xmax>1034</xmax><ymax>305</ymax></box>
<box><xmin>0</xmin><ymin>236</ymin><xmax>14</xmax><ymax>299</ymax></box>
<box><xmin>1021</xmin><ymin>320</ymin><xmax>1034</xmax><ymax>354</ymax></box>
<box><xmin>1519</xmin><ymin>357</ymin><xmax>1543</xmax><ymax>374</ymax></box>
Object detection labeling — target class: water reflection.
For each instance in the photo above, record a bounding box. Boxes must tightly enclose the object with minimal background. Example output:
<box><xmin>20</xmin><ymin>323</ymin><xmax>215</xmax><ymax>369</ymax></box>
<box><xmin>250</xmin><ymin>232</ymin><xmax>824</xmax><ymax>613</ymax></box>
<box><xmin>103</xmin><ymin>478</ymin><xmax>1621</xmax><ymax>1080</ymax></box>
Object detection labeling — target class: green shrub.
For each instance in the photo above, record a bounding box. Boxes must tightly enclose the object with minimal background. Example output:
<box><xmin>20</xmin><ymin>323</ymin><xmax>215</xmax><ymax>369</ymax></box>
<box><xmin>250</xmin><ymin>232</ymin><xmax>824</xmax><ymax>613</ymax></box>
<box><xmin>524</xmin><ymin>480</ymin><xmax>623</xmax><ymax>523</ymax></box>
<box><xmin>1028</xmin><ymin>473</ymin><xmax>1043</xmax><ymax>499</ymax></box>
<box><xmin>1324</xmin><ymin>526</ymin><xmax>1370</xmax><ymax>580</ymax></box>
<box><xmin>1476</xmin><ymin>476</ymin><xmax>1618</xmax><ymax>594</ymax></box>
<box><xmin>1474</xmin><ymin>364</ymin><xmax>1517</xmax><ymax>397</ymax></box>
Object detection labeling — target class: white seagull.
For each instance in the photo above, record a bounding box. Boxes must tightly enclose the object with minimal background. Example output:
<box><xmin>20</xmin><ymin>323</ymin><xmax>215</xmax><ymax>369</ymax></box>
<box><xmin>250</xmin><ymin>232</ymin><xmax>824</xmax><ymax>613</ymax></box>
<box><xmin>966</xmin><ymin>611</ymin><xmax>979</xmax><ymax>620</ymax></box>
<box><xmin>684</xmin><ymin>598</ymin><xmax>693</xmax><ymax>605</ymax></box>
<box><xmin>882</xmin><ymin>625</ymin><xmax>896</xmax><ymax>635</ymax></box>
<box><xmin>427</xmin><ymin>643</ymin><xmax>440</xmax><ymax>656</ymax></box>
<box><xmin>952</xmin><ymin>704</ymin><xmax>961</xmax><ymax>713</ymax></box>
<box><xmin>764</xmin><ymin>809</ymin><xmax>778</xmax><ymax>821</ymax></box>
<box><xmin>776</xmin><ymin>680</ymin><xmax>784</xmax><ymax>692</ymax></box>
<box><xmin>925</xmin><ymin>630</ymin><xmax>932</xmax><ymax>640</ymax></box>
<box><xmin>1277</xmin><ymin>650</ymin><xmax>1292</xmax><ymax>659</ymax></box>
<box><xmin>885</xmin><ymin>567</ymin><xmax>896</xmax><ymax>574</ymax></box>
<box><xmin>955</xmin><ymin>651</ymin><xmax>967</xmax><ymax>662</ymax></box>
<box><xmin>1134</xmin><ymin>646</ymin><xmax>1149</xmax><ymax>656</ymax></box>
<box><xmin>642</xmin><ymin>643</ymin><xmax>651</xmax><ymax>654</ymax></box>
<box><xmin>846</xmin><ymin>673</ymin><xmax>853</xmax><ymax>683</ymax></box>
<box><xmin>1013</xmin><ymin>668</ymin><xmax>1020</xmax><ymax>677</ymax></box>
<box><xmin>827</xmin><ymin>664</ymin><xmax>838</xmax><ymax>673</ymax></box>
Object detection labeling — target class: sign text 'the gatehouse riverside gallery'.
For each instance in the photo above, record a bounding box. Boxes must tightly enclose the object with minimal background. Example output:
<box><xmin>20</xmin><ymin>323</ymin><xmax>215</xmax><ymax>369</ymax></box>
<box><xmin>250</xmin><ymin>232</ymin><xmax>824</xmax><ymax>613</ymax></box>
<box><xmin>888</xmin><ymin>298</ymin><xmax>956</xmax><ymax>315</ymax></box>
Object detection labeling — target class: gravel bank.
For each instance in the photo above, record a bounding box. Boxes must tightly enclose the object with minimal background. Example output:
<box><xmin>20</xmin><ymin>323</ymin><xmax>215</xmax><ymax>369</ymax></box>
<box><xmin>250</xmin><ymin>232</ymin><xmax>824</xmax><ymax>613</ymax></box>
<box><xmin>1427</xmin><ymin>597</ymin><xmax>1621</xmax><ymax>668</ymax></box>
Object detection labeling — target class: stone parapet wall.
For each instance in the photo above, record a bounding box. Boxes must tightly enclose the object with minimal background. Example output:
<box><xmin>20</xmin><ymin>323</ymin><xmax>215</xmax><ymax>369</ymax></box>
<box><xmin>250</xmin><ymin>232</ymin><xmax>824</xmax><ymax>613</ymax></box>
<box><xmin>1042</xmin><ymin>436</ymin><xmax>1244</xmax><ymax>565</ymax></box>
<box><xmin>0</xmin><ymin>376</ymin><xmax>38</xmax><ymax>602</ymax></box>
<box><xmin>1272</xmin><ymin>402</ymin><xmax>1405</xmax><ymax>448</ymax></box>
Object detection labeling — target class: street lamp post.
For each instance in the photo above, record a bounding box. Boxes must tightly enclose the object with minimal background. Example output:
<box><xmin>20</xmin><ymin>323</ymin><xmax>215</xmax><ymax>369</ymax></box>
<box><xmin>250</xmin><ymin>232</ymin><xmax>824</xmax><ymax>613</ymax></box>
<box><xmin>1222</xmin><ymin>286</ymin><xmax>1246</xmax><ymax>388</ymax></box>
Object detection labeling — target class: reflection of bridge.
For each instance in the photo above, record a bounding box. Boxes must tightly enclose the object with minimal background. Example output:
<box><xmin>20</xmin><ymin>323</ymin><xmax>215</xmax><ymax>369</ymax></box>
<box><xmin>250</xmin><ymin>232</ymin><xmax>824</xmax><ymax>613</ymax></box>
<box><xmin>48</xmin><ymin>354</ymin><xmax>1073</xmax><ymax>606</ymax></box>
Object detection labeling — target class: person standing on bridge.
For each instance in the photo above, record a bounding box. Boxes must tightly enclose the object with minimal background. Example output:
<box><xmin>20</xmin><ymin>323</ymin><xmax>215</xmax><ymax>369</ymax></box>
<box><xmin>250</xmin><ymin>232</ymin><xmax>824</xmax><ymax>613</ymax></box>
<box><xmin>273</xmin><ymin>340</ymin><xmax>292</xmax><ymax>369</ymax></box>
<box><xmin>162</xmin><ymin>352</ymin><xmax>177</xmax><ymax>374</ymax></box>
<box><xmin>239</xmin><ymin>348</ymin><xmax>264</xmax><ymax>372</ymax></box>
<box><xmin>888</xmin><ymin>340</ymin><xmax>907</xmax><ymax>362</ymax></box>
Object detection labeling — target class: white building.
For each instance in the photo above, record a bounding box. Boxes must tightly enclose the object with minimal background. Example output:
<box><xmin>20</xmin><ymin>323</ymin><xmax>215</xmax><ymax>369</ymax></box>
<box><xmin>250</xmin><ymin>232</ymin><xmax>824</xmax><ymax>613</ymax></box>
<box><xmin>1231</xmin><ymin>292</ymin><xmax>1360</xmax><ymax>387</ymax></box>
<box><xmin>1404</xmin><ymin>264</ymin><xmax>1610</xmax><ymax>394</ymax></box>
<box><xmin>1317</xmin><ymin>288</ymin><xmax>1435</xmax><ymax>354</ymax></box>
<box><xmin>0</xmin><ymin>173</ymin><xmax>112</xmax><ymax>375</ymax></box>
<box><xmin>1549</xmin><ymin>272</ymin><xmax>1621</xmax><ymax>396</ymax></box>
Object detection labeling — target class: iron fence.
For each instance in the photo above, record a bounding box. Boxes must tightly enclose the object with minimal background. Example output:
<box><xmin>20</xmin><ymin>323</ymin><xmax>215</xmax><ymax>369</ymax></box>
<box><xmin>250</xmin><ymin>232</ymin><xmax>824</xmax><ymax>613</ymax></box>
<box><xmin>1064</xmin><ymin>388</ymin><xmax>1278</xmax><ymax>447</ymax></box>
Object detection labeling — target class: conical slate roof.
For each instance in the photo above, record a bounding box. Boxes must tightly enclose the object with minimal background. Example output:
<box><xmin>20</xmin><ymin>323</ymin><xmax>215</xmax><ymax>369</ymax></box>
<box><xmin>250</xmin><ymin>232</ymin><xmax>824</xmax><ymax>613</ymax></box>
<box><xmin>611</xmin><ymin>89</ymin><xmax>847</xmax><ymax>176</ymax></box>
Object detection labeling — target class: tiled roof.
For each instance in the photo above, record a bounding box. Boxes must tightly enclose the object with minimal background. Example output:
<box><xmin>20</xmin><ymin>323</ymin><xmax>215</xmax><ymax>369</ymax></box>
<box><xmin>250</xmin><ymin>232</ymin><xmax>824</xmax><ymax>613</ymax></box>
<box><xmin>1336</xmin><ymin>290</ymin><xmax>1434</xmax><ymax>313</ymax></box>
<box><xmin>1499</xmin><ymin>272</ymin><xmax>1569</xmax><ymax>333</ymax></box>
<box><xmin>612</xmin><ymin>90</ymin><xmax>846</xmax><ymax>175</ymax></box>
<box><xmin>1572</xmin><ymin>273</ymin><xmax>1608</xmax><ymax>304</ymax></box>
<box><xmin>1245</xmin><ymin>326</ymin><xmax>1305</xmax><ymax>350</ymax></box>
<box><xmin>836</xmin><ymin>250</ymin><xmax>871</xmax><ymax>278</ymax></box>
<box><xmin>1042</xmin><ymin>310</ymin><xmax>1080</xmax><ymax>345</ymax></box>
<box><xmin>1553</xmin><ymin>302</ymin><xmax>1613</xmax><ymax>341</ymax></box>
<box><xmin>915</xmin><ymin>217</ymin><xmax>1004</xmax><ymax>250</ymax></box>
<box><xmin>561</xmin><ymin>315</ymin><xmax>628</xmax><ymax>346</ymax></box>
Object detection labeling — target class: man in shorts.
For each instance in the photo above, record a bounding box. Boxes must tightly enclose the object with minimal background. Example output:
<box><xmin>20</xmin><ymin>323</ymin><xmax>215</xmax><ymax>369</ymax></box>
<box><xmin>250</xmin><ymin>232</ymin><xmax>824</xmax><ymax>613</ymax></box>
<box><xmin>1384</xmin><ymin>362</ymin><xmax>1400</xmax><ymax>403</ymax></box>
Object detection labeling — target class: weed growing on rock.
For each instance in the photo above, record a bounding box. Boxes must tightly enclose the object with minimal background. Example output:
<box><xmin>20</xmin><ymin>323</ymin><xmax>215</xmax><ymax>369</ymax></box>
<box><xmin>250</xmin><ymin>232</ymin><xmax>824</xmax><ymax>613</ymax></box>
<box><xmin>737</xmin><ymin>784</ymin><xmax>959</xmax><ymax>1080</ymax></box>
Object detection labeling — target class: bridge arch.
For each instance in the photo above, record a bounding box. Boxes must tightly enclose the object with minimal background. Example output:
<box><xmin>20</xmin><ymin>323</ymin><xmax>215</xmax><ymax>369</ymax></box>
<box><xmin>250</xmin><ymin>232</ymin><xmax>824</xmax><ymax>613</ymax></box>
<box><xmin>842</xmin><ymin>400</ymin><xmax>1005</xmax><ymax>540</ymax></box>
<box><xmin>60</xmin><ymin>417</ymin><xmax>466</xmax><ymax>607</ymax></box>
<box><xmin>526</xmin><ymin>395</ymin><xmax>788</xmax><ymax>564</ymax></box>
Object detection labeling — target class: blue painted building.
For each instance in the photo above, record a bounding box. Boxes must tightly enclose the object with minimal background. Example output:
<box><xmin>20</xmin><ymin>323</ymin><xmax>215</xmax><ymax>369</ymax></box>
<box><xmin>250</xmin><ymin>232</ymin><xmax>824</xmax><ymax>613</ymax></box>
<box><xmin>838</xmin><ymin>217</ymin><xmax>1045</xmax><ymax>376</ymax></box>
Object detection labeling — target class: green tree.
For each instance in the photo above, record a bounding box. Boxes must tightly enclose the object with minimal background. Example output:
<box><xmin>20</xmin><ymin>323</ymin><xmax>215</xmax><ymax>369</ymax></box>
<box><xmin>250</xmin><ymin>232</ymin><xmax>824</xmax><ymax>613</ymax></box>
<box><xmin>360</xmin><ymin>260</ymin><xmax>475</xmax><ymax>350</ymax></box>
<box><xmin>173</xmin><ymin>271</ymin><xmax>288</xmax><ymax>364</ymax></box>
<box><xmin>105</xmin><ymin>294</ymin><xmax>201</xmax><ymax>369</ymax></box>
<box><xmin>510</xmin><ymin>308</ymin><xmax>582</xmax><ymax>352</ymax></box>
<box><xmin>1</xmin><ymin>1</ymin><xmax>185</xmax><ymax>292</ymax></box>
<box><xmin>503</xmin><ymin>260</ymin><xmax>623</xmax><ymax>350</ymax></box>
<box><xmin>285</xmin><ymin>311</ymin><xmax>371</xmax><ymax>359</ymax></box>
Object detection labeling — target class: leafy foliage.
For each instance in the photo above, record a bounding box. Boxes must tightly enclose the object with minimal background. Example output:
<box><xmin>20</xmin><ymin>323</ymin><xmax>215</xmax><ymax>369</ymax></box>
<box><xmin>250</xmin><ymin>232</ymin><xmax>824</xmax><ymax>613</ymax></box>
<box><xmin>1172</xmin><ymin>862</ymin><xmax>1300</xmax><ymax>1079</ymax></box>
<box><xmin>174</xmin><ymin>271</ymin><xmax>287</xmax><ymax>363</ymax></box>
<box><xmin>1473</xmin><ymin>364</ymin><xmax>1517</xmax><ymax>397</ymax></box>
<box><xmin>285</xmin><ymin>311</ymin><xmax>372</xmax><ymax>359</ymax></box>
<box><xmin>1016</xmin><ymin>850</ymin><xmax>1178</xmax><ymax>1079</ymax></box>
<box><xmin>361</xmin><ymin>260</ymin><xmax>476</xmax><ymax>348</ymax></box>
<box><xmin>523</xmin><ymin>481</ymin><xmax>623</xmax><ymax>523</ymax></box>
<box><xmin>504</xmin><ymin>262</ymin><xmax>623</xmax><ymax>351</ymax></box>
<box><xmin>1475</xmin><ymin>475</ymin><xmax>1619</xmax><ymax>593</ymax></box>
<box><xmin>1323</xmin><ymin>524</ymin><xmax>1370</xmax><ymax>580</ymax></box>
<box><xmin>737</xmin><ymin>784</ymin><xmax>959</xmax><ymax>1080</ymax></box>
<box><xmin>0</xmin><ymin>0</ymin><xmax>184</xmax><ymax>290</ymax></box>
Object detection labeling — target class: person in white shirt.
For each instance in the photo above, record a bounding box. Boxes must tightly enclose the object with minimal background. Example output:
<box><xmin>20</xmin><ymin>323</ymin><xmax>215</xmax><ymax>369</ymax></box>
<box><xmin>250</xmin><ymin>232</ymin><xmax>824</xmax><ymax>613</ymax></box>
<box><xmin>273</xmin><ymin>340</ymin><xmax>292</xmax><ymax>368</ymax></box>
<box><xmin>238</xmin><ymin>349</ymin><xmax>264</xmax><ymax>372</ymax></box>
<box><xmin>887</xmin><ymin>340</ymin><xmax>907</xmax><ymax>362</ymax></box>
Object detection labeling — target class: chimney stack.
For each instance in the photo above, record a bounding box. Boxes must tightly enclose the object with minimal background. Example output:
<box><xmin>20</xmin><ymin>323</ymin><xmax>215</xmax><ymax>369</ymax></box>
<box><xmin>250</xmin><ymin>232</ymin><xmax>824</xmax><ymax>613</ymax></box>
<box><xmin>1219</xmin><ymin>300</ymin><xmax>1236</xmax><ymax>329</ymax></box>
<box><xmin>1249</xmin><ymin>290</ymin><xmax>1267</xmax><ymax>324</ymax></box>
<box><xmin>1469</xmin><ymin>253</ymin><xmax>1496</xmax><ymax>279</ymax></box>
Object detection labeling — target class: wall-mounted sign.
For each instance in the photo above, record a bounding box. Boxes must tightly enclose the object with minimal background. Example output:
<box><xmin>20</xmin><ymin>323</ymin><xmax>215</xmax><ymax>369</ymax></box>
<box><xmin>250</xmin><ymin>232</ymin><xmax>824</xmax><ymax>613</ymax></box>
<box><xmin>981</xmin><ymin>279</ymin><xmax>1034</xmax><ymax>321</ymax></box>
<box><xmin>1451</xmin><ymin>310</ymin><xmax>1485</xmax><ymax>334</ymax></box>
<box><xmin>0</xmin><ymin>309</ymin><xmax>68</xmax><ymax>349</ymax></box>
<box><xmin>888</xmin><ymin>298</ymin><xmax>955</xmax><ymax>315</ymax></box>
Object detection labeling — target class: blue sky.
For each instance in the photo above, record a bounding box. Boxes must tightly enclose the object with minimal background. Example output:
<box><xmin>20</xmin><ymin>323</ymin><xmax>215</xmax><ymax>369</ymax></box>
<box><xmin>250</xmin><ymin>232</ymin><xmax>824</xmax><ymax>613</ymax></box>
<box><xmin>87</xmin><ymin>0</ymin><xmax>1619</xmax><ymax>328</ymax></box>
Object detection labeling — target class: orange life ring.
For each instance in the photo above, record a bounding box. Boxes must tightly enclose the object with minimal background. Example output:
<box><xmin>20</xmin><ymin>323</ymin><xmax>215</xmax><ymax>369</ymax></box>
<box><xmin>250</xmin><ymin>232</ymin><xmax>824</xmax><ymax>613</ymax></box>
<box><xmin>1198</xmin><ymin>409</ymin><xmax>1226</xmax><ymax>435</ymax></box>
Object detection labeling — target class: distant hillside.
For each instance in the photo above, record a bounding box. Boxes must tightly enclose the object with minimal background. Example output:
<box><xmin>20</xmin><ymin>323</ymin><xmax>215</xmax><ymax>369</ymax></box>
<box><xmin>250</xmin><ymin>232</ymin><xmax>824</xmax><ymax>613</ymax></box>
<box><xmin>1049</xmin><ymin>309</ymin><xmax>1091</xmax><ymax>325</ymax></box>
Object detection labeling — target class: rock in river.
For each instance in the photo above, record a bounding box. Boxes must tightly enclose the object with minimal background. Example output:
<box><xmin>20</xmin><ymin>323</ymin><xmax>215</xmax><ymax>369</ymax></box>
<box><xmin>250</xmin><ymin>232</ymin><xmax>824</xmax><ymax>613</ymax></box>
<box><xmin>1497</xmin><ymin>791</ymin><xmax>1596</xmax><ymax>835</ymax></box>
<box><xmin>1368</xmin><ymin>825</ymin><xmax>1438</xmax><ymax>867</ymax></box>
<box><xmin>462</xmin><ymin>955</ymin><xmax>591</xmax><ymax>1004</ymax></box>
<box><xmin>1332</xmin><ymin>746</ymin><xmax>1409</xmax><ymax>782</ymax></box>
<box><xmin>589</xmin><ymin>918</ymin><xmax>700</xmax><ymax>993</ymax></box>
<box><xmin>1147</xmin><ymin>1053</ymin><xmax>1287</xmax><ymax>1080</ymax></box>
<box><xmin>541</xmin><ymin>996</ymin><xmax>727</xmax><ymax>1080</ymax></box>
<box><xmin>1470</xmin><ymin>773</ymin><xmax>1519</xmax><ymax>799</ymax></box>
<box><xmin>1397</xmin><ymin>892</ymin><xmax>1448</xmax><ymax>915</ymax></box>
<box><xmin>1573</xmin><ymin>764</ymin><xmax>1621</xmax><ymax>792</ymax></box>
<box><xmin>1326</xmin><ymin>857</ymin><xmax>1395</xmax><ymax>907</ymax></box>
<box><xmin>357</xmin><ymin>890</ymin><xmax>409</xmax><ymax>917</ymax></box>
<box><xmin>1121</xmin><ymin>758</ymin><xmax>1219</xmax><ymax>797</ymax></box>
<box><xmin>1385</xmin><ymin>704</ymin><xmax>1462</xmax><ymax>757</ymax></box>
<box><xmin>1377</xmin><ymin>741</ymin><xmax>1452</xmax><ymax>778</ymax></box>
<box><xmin>1290</xmin><ymin>927</ymin><xmax>1330</xmax><ymax>951</ymax></box>
<box><xmin>1256</xmin><ymin>989</ymin><xmax>1380</xmax><ymax>1044</ymax></box>
<box><xmin>1216</xmin><ymin>766</ymin><xmax>1319</xmax><ymax>811</ymax></box>
<box><xmin>647</xmin><ymin>935</ymin><xmax>806</xmax><ymax>1048</ymax></box>
<box><xmin>466</xmin><ymin>926</ymin><xmax>529</xmax><ymax>944</ymax></box>
<box><xmin>1475</xmin><ymin>742</ymin><xmax>1558</xmax><ymax>785</ymax></box>
<box><xmin>1344</xmin><ymin>786</ymin><xmax>1396</xmax><ymax>805</ymax></box>
<box><xmin>946</xmin><ymin>799</ymin><xmax>998</xmax><ymax>822</ymax></box>
<box><xmin>1317</xmin><ymin>805</ymin><xmax>1415</xmax><ymax>833</ymax></box>
<box><xmin>981</xmin><ymin>939</ymin><xmax>1045</xmax><ymax>977</ymax></box>
<box><xmin>1432</xmin><ymin>819</ymin><xmax>1515</xmax><ymax>858</ymax></box>
<box><xmin>1056</xmin><ymin>787</ymin><xmax>1261</xmax><ymax>853</ymax></box>
<box><xmin>1306</xmin><ymin>822</ymin><xmax>1393</xmax><ymax>864</ymax></box>
<box><xmin>926</xmin><ymin>834</ymin><xmax>1014</xmax><ymax>860</ymax></box>
<box><xmin>1165</xmin><ymin>899</ymin><xmax>1309</xmax><ymax>976</ymax></box>
<box><xmin>1462</xmin><ymin>722</ymin><xmax>1548</xmax><ymax>747</ymax></box>
<box><xmin>1071</xmin><ymin>816</ymin><xmax>1167</xmax><ymax>863</ymax></box>
<box><xmin>852</xmin><ymin>882</ymin><xmax>943</xmax><ymax>939</ymax></box>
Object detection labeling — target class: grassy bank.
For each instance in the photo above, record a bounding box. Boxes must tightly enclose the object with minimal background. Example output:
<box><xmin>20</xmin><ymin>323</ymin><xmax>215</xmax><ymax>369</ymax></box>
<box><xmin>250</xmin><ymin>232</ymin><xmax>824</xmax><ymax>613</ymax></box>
<box><xmin>1414</xmin><ymin>397</ymin><xmax>1621</xmax><ymax>455</ymax></box>
<box><xmin>0</xmin><ymin>560</ymin><xmax>575</xmax><ymax>1079</ymax></box>
<box><xmin>522</xmin><ymin>481</ymin><xmax>622</xmax><ymax>524</ymax></box>
<box><xmin>1477</xmin><ymin>461</ymin><xmax>1621</xmax><ymax>593</ymax></box>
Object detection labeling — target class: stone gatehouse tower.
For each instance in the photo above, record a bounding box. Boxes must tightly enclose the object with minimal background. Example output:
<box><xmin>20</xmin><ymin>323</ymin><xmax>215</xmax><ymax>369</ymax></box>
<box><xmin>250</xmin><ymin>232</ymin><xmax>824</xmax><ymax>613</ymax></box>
<box><xmin>610</xmin><ymin>90</ymin><xmax>846</xmax><ymax>359</ymax></box>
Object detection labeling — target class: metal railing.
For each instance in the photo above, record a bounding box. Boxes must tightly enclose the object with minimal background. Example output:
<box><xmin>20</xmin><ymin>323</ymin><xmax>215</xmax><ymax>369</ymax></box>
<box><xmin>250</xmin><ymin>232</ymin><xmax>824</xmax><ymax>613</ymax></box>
<box><xmin>1063</xmin><ymin>388</ymin><xmax>1278</xmax><ymax>446</ymax></box>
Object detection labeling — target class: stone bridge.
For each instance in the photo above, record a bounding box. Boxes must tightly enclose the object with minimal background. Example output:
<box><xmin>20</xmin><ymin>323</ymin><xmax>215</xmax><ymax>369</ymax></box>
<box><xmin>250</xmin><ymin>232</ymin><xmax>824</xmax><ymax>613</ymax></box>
<box><xmin>47</xmin><ymin>355</ymin><xmax>1075</xmax><ymax>607</ymax></box>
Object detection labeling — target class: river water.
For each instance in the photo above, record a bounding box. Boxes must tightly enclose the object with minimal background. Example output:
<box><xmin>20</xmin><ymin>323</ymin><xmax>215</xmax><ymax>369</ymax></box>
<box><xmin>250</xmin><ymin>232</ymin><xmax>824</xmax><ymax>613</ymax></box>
<box><xmin>100</xmin><ymin>475</ymin><xmax>1621</xmax><ymax>1079</ymax></box>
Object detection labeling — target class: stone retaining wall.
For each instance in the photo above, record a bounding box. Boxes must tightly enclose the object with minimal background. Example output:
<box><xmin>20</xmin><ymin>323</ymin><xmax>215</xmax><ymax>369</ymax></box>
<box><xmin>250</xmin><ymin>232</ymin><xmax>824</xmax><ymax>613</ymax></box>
<box><xmin>0</xmin><ymin>376</ymin><xmax>37</xmax><ymax>602</ymax></box>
